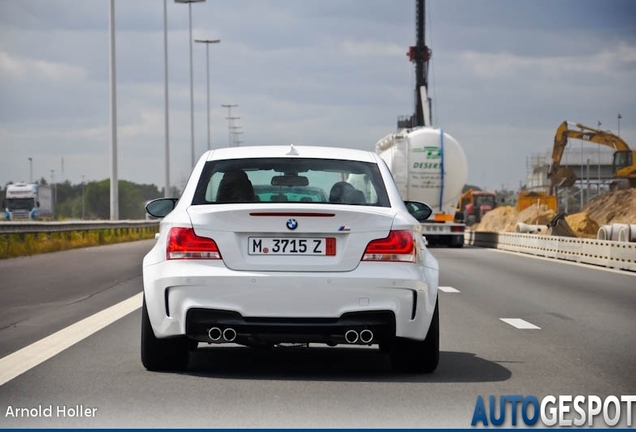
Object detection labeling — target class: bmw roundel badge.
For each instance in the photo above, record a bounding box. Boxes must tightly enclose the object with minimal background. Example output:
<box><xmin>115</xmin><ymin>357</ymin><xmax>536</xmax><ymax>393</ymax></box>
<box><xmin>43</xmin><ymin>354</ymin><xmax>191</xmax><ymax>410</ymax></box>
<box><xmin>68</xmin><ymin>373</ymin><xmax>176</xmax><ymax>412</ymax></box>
<box><xmin>286</xmin><ymin>219</ymin><xmax>298</xmax><ymax>230</ymax></box>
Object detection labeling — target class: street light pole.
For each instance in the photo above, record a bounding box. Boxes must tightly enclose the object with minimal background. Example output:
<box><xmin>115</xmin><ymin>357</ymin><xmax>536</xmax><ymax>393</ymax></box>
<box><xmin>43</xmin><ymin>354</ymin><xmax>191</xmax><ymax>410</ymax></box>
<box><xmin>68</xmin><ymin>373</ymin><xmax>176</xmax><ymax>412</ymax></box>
<box><xmin>109</xmin><ymin>0</ymin><xmax>118</xmax><ymax>220</ymax></box>
<box><xmin>221</xmin><ymin>104</ymin><xmax>238</xmax><ymax>147</ymax></box>
<box><xmin>231</xmin><ymin>130</ymin><xmax>244</xmax><ymax>147</ymax></box>
<box><xmin>175</xmin><ymin>0</ymin><xmax>206</xmax><ymax>169</ymax></box>
<box><xmin>28</xmin><ymin>157</ymin><xmax>32</xmax><ymax>183</ymax></box>
<box><xmin>618</xmin><ymin>113</ymin><xmax>622</xmax><ymax>137</ymax></box>
<box><xmin>226</xmin><ymin>116</ymin><xmax>240</xmax><ymax>146</ymax></box>
<box><xmin>81</xmin><ymin>175</ymin><xmax>86</xmax><ymax>220</ymax></box>
<box><xmin>50</xmin><ymin>170</ymin><xmax>56</xmax><ymax>220</ymax></box>
<box><xmin>195</xmin><ymin>39</ymin><xmax>221</xmax><ymax>151</ymax></box>
<box><xmin>163</xmin><ymin>0</ymin><xmax>170</xmax><ymax>198</ymax></box>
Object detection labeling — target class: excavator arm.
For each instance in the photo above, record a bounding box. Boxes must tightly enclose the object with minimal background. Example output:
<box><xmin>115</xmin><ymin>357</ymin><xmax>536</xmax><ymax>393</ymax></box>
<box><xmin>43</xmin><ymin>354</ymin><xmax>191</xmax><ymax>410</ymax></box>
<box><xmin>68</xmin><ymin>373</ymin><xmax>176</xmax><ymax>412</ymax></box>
<box><xmin>548</xmin><ymin>121</ymin><xmax>634</xmax><ymax>194</ymax></box>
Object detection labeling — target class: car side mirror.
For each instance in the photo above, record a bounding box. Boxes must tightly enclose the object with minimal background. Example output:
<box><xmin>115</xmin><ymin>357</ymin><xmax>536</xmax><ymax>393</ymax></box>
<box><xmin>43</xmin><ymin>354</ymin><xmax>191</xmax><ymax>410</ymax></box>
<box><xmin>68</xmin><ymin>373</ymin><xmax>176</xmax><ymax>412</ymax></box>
<box><xmin>404</xmin><ymin>200</ymin><xmax>433</xmax><ymax>222</ymax></box>
<box><xmin>146</xmin><ymin>198</ymin><xmax>178</xmax><ymax>219</ymax></box>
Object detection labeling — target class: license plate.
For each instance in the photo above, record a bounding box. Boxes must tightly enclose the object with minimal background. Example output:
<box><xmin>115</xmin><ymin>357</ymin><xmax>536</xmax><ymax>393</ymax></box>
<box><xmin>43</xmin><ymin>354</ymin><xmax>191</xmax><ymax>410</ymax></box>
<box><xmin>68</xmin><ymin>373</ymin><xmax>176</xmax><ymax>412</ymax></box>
<box><xmin>248</xmin><ymin>237</ymin><xmax>336</xmax><ymax>256</ymax></box>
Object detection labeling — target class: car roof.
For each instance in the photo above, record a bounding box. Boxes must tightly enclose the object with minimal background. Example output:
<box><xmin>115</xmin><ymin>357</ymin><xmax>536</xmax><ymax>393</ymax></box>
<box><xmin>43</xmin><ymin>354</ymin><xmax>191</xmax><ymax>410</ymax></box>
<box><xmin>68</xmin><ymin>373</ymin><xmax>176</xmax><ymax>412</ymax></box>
<box><xmin>204</xmin><ymin>145</ymin><xmax>378</xmax><ymax>163</ymax></box>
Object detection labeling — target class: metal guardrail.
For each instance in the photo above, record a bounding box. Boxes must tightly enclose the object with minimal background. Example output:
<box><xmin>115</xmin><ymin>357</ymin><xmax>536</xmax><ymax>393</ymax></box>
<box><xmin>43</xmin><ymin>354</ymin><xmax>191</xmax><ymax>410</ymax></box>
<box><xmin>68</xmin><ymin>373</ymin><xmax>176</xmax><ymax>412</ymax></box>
<box><xmin>0</xmin><ymin>220</ymin><xmax>159</xmax><ymax>234</ymax></box>
<box><xmin>465</xmin><ymin>231</ymin><xmax>636</xmax><ymax>272</ymax></box>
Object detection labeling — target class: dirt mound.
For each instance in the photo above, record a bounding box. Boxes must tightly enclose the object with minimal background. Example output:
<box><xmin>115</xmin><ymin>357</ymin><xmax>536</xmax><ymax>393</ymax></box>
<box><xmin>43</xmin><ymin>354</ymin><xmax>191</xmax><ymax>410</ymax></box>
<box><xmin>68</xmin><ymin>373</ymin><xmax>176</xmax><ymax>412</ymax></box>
<box><xmin>583</xmin><ymin>189</ymin><xmax>636</xmax><ymax>225</ymax></box>
<box><xmin>472</xmin><ymin>189</ymin><xmax>636</xmax><ymax>237</ymax></box>
<box><xmin>565</xmin><ymin>212</ymin><xmax>600</xmax><ymax>238</ymax></box>
<box><xmin>515</xmin><ymin>204</ymin><xmax>557</xmax><ymax>225</ymax></box>
<box><xmin>474</xmin><ymin>203</ymin><xmax>557</xmax><ymax>233</ymax></box>
<box><xmin>474</xmin><ymin>206</ymin><xmax>517</xmax><ymax>232</ymax></box>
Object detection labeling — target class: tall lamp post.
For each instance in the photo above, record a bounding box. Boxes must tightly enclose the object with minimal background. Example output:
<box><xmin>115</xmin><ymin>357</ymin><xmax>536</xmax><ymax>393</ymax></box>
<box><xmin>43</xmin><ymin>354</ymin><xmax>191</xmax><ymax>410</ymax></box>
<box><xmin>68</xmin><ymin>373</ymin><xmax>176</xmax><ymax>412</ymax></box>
<box><xmin>226</xmin><ymin>116</ymin><xmax>240</xmax><ymax>146</ymax></box>
<box><xmin>231</xmin><ymin>125</ymin><xmax>243</xmax><ymax>146</ymax></box>
<box><xmin>28</xmin><ymin>157</ymin><xmax>33</xmax><ymax>183</ymax></box>
<box><xmin>109</xmin><ymin>0</ymin><xmax>118</xmax><ymax>220</ymax></box>
<box><xmin>50</xmin><ymin>170</ymin><xmax>55</xmax><ymax>220</ymax></box>
<box><xmin>81</xmin><ymin>175</ymin><xmax>86</xmax><ymax>220</ymax></box>
<box><xmin>195</xmin><ymin>39</ymin><xmax>221</xmax><ymax>151</ymax></box>
<box><xmin>618</xmin><ymin>113</ymin><xmax>622</xmax><ymax>137</ymax></box>
<box><xmin>175</xmin><ymin>0</ymin><xmax>206</xmax><ymax>169</ymax></box>
<box><xmin>163</xmin><ymin>0</ymin><xmax>171</xmax><ymax>198</ymax></box>
<box><xmin>231</xmin><ymin>130</ymin><xmax>244</xmax><ymax>147</ymax></box>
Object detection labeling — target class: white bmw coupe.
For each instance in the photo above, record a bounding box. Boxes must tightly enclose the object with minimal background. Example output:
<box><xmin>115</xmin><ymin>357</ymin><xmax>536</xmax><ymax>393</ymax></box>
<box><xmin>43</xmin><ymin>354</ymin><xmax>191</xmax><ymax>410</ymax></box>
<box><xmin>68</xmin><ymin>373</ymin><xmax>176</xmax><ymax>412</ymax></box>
<box><xmin>142</xmin><ymin>145</ymin><xmax>440</xmax><ymax>373</ymax></box>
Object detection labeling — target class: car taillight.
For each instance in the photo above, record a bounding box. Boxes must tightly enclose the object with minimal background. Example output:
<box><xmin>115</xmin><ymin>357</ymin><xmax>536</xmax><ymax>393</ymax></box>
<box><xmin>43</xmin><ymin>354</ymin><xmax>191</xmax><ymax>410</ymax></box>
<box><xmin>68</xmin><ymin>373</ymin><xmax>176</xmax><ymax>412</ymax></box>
<box><xmin>451</xmin><ymin>226</ymin><xmax>465</xmax><ymax>232</ymax></box>
<box><xmin>166</xmin><ymin>227</ymin><xmax>222</xmax><ymax>260</ymax></box>
<box><xmin>362</xmin><ymin>230</ymin><xmax>416</xmax><ymax>263</ymax></box>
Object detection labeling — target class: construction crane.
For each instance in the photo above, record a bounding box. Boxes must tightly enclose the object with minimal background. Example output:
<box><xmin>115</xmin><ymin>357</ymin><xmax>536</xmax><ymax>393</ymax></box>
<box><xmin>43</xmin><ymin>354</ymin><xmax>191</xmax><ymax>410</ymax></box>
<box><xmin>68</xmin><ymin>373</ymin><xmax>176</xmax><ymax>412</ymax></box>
<box><xmin>548</xmin><ymin>121</ymin><xmax>636</xmax><ymax>194</ymax></box>
<box><xmin>398</xmin><ymin>0</ymin><xmax>433</xmax><ymax>129</ymax></box>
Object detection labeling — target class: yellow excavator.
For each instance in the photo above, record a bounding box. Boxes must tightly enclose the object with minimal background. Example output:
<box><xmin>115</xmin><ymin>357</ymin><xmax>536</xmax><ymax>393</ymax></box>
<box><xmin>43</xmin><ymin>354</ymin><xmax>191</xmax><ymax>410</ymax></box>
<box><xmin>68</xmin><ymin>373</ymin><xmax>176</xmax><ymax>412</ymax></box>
<box><xmin>548</xmin><ymin>121</ymin><xmax>636</xmax><ymax>194</ymax></box>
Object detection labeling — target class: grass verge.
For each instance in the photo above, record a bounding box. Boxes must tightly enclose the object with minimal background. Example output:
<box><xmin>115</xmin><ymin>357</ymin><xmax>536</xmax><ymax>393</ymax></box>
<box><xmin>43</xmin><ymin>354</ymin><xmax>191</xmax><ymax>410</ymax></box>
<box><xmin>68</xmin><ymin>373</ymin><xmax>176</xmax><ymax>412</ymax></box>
<box><xmin>0</xmin><ymin>226</ymin><xmax>158</xmax><ymax>259</ymax></box>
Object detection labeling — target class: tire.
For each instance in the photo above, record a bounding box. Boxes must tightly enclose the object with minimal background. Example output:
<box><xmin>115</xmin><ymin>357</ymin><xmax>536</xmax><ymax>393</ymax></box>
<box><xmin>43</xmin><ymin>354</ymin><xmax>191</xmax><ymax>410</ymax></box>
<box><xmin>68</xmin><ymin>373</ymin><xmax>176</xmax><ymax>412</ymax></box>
<box><xmin>390</xmin><ymin>299</ymin><xmax>439</xmax><ymax>373</ymax></box>
<box><xmin>449</xmin><ymin>235</ymin><xmax>464</xmax><ymax>248</ymax></box>
<box><xmin>141</xmin><ymin>297</ymin><xmax>189</xmax><ymax>371</ymax></box>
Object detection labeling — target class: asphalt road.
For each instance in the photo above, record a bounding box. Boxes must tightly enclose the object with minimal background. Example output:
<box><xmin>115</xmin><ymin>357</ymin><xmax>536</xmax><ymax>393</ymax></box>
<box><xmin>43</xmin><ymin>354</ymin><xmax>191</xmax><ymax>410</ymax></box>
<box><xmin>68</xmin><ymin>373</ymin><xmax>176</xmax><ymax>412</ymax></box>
<box><xmin>0</xmin><ymin>242</ymin><xmax>634</xmax><ymax>428</ymax></box>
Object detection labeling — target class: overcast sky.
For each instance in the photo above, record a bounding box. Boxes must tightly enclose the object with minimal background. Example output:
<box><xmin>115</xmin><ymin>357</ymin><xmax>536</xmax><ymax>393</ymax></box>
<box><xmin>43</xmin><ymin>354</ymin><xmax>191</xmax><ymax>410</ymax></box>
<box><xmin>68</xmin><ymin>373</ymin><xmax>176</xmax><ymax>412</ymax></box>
<box><xmin>1</xmin><ymin>0</ymin><xmax>635</xmax><ymax>192</ymax></box>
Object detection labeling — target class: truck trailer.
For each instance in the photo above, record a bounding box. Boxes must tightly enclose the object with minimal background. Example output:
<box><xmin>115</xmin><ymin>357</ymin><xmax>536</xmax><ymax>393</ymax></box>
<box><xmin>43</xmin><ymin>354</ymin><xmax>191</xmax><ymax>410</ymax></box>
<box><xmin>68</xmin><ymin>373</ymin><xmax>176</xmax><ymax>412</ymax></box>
<box><xmin>376</xmin><ymin>127</ymin><xmax>468</xmax><ymax>247</ymax></box>
<box><xmin>4</xmin><ymin>183</ymin><xmax>53</xmax><ymax>220</ymax></box>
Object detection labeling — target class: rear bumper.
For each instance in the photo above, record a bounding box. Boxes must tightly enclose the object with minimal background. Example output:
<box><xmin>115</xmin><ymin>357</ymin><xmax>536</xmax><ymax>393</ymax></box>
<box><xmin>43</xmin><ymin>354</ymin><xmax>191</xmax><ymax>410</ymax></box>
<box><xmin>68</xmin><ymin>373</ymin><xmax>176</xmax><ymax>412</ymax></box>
<box><xmin>142</xmin><ymin>260</ymin><xmax>438</xmax><ymax>343</ymax></box>
<box><xmin>186</xmin><ymin>309</ymin><xmax>396</xmax><ymax>345</ymax></box>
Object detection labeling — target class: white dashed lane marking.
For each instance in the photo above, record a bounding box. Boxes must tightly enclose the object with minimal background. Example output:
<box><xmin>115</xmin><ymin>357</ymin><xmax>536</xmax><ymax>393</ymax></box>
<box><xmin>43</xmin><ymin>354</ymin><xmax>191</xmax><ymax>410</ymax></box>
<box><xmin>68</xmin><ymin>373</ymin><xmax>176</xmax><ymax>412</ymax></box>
<box><xmin>438</xmin><ymin>286</ymin><xmax>460</xmax><ymax>293</ymax></box>
<box><xmin>500</xmin><ymin>318</ymin><xmax>541</xmax><ymax>329</ymax></box>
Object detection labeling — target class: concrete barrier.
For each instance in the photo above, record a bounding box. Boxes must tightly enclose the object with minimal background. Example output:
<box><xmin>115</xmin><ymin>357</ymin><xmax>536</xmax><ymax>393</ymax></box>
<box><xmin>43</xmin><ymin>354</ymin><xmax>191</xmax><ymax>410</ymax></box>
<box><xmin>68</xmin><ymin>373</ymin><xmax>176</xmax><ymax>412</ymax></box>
<box><xmin>465</xmin><ymin>231</ymin><xmax>636</xmax><ymax>272</ymax></box>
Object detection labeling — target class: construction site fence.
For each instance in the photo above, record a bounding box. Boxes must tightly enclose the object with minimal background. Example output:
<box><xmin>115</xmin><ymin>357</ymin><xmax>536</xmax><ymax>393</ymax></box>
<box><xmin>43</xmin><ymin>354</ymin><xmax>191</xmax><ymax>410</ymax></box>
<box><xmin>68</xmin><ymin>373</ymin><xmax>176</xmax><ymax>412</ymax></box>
<box><xmin>464</xmin><ymin>231</ymin><xmax>636</xmax><ymax>273</ymax></box>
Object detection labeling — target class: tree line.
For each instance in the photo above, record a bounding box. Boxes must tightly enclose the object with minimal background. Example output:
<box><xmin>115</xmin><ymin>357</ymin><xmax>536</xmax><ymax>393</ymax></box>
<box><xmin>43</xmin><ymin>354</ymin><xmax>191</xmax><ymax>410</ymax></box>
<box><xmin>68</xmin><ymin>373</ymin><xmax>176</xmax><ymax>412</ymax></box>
<box><xmin>1</xmin><ymin>178</ymin><xmax>180</xmax><ymax>220</ymax></box>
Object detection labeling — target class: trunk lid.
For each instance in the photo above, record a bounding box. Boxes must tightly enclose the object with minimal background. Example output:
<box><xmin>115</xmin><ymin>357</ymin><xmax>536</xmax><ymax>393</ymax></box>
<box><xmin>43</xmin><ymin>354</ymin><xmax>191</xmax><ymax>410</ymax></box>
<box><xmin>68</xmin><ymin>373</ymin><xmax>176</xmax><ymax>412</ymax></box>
<box><xmin>187</xmin><ymin>204</ymin><xmax>397</xmax><ymax>272</ymax></box>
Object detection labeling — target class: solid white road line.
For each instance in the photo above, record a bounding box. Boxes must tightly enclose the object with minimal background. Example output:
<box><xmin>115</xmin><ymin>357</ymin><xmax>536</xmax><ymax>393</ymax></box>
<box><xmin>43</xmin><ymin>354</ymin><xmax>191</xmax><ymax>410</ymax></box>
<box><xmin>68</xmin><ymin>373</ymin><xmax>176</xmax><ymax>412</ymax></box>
<box><xmin>500</xmin><ymin>318</ymin><xmax>541</xmax><ymax>330</ymax></box>
<box><xmin>0</xmin><ymin>292</ymin><xmax>143</xmax><ymax>387</ymax></box>
<box><xmin>438</xmin><ymin>286</ymin><xmax>460</xmax><ymax>293</ymax></box>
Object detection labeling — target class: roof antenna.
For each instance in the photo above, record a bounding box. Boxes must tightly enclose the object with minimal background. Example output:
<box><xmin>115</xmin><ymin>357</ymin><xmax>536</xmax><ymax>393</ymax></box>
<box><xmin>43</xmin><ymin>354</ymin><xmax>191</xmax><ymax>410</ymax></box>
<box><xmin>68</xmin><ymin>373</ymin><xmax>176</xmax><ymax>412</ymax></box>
<box><xmin>286</xmin><ymin>144</ymin><xmax>299</xmax><ymax>156</ymax></box>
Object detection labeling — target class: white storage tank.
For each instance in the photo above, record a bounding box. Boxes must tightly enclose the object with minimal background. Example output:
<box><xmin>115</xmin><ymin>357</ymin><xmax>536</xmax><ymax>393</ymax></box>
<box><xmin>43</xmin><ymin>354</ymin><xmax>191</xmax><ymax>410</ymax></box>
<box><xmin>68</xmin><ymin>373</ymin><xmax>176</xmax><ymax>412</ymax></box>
<box><xmin>376</xmin><ymin>127</ymin><xmax>468</xmax><ymax>211</ymax></box>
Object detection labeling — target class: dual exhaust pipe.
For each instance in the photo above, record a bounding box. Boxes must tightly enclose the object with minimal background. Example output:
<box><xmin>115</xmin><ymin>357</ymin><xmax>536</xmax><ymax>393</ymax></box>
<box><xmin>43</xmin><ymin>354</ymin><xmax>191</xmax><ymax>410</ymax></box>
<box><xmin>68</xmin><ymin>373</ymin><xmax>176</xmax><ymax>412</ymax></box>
<box><xmin>207</xmin><ymin>327</ymin><xmax>373</xmax><ymax>344</ymax></box>
<box><xmin>345</xmin><ymin>329</ymin><xmax>374</xmax><ymax>344</ymax></box>
<box><xmin>208</xmin><ymin>327</ymin><xmax>237</xmax><ymax>342</ymax></box>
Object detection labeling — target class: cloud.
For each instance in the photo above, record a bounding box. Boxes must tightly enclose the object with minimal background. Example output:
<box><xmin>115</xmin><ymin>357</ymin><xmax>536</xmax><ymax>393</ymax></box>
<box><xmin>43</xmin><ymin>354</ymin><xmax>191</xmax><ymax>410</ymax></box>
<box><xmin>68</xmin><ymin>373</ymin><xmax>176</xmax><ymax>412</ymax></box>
<box><xmin>341</xmin><ymin>40</ymin><xmax>405</xmax><ymax>57</ymax></box>
<box><xmin>459</xmin><ymin>42</ymin><xmax>636</xmax><ymax>79</ymax></box>
<box><xmin>0</xmin><ymin>50</ymin><xmax>87</xmax><ymax>83</ymax></box>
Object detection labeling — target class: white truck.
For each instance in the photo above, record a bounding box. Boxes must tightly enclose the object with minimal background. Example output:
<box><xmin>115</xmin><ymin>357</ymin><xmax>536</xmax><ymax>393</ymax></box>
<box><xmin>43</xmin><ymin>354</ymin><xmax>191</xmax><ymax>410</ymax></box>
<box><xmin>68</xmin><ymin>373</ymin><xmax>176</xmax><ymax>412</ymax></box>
<box><xmin>375</xmin><ymin>127</ymin><xmax>468</xmax><ymax>247</ymax></box>
<box><xmin>3</xmin><ymin>183</ymin><xmax>53</xmax><ymax>221</ymax></box>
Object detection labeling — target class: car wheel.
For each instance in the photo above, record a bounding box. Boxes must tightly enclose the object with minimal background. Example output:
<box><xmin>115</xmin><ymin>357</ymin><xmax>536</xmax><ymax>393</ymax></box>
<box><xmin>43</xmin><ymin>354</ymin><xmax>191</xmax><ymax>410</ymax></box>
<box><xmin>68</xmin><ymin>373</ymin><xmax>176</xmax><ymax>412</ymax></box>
<box><xmin>141</xmin><ymin>297</ymin><xmax>189</xmax><ymax>371</ymax></box>
<box><xmin>449</xmin><ymin>236</ymin><xmax>464</xmax><ymax>248</ymax></box>
<box><xmin>390</xmin><ymin>299</ymin><xmax>439</xmax><ymax>373</ymax></box>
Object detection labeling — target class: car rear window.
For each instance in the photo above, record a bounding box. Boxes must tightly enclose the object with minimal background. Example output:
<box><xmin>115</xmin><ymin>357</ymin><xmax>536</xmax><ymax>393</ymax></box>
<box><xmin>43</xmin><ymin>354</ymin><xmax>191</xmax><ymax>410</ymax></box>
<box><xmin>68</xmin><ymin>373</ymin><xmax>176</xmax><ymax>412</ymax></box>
<box><xmin>192</xmin><ymin>157</ymin><xmax>390</xmax><ymax>207</ymax></box>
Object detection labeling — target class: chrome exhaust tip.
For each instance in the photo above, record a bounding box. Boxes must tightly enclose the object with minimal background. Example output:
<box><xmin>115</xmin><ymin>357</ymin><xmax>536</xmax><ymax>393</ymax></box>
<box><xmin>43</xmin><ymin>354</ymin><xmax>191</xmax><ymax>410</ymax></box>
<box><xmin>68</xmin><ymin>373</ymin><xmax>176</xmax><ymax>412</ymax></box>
<box><xmin>359</xmin><ymin>329</ymin><xmax>374</xmax><ymax>344</ymax></box>
<box><xmin>344</xmin><ymin>329</ymin><xmax>359</xmax><ymax>344</ymax></box>
<box><xmin>208</xmin><ymin>327</ymin><xmax>222</xmax><ymax>341</ymax></box>
<box><xmin>223</xmin><ymin>327</ymin><xmax>237</xmax><ymax>342</ymax></box>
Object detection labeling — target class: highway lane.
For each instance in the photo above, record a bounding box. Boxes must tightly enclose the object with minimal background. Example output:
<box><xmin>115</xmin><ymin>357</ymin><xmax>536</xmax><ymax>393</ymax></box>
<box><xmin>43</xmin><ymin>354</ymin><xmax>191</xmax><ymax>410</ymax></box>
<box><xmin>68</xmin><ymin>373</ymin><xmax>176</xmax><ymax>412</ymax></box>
<box><xmin>0</xmin><ymin>244</ymin><xmax>634</xmax><ymax>427</ymax></box>
<box><xmin>0</xmin><ymin>240</ymin><xmax>155</xmax><ymax>358</ymax></box>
